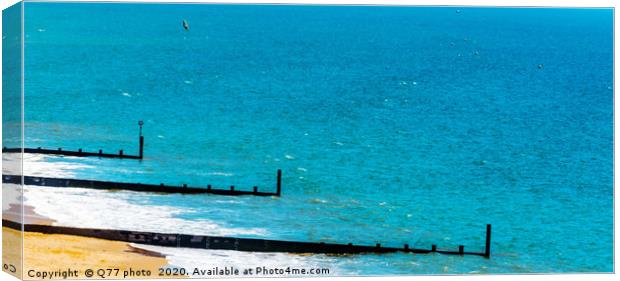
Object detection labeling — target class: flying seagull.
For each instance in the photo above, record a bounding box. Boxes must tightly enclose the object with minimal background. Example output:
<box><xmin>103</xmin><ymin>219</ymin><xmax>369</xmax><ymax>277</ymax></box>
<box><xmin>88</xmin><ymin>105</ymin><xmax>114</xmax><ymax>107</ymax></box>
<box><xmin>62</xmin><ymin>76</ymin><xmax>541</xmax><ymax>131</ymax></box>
<box><xmin>182</xmin><ymin>20</ymin><xmax>189</xmax><ymax>31</ymax></box>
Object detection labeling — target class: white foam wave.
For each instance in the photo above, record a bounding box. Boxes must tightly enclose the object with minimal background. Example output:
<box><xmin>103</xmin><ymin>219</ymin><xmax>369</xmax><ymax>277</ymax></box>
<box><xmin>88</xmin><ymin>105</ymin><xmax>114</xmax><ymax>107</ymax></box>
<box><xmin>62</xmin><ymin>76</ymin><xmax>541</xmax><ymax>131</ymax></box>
<box><xmin>2</xmin><ymin>183</ymin><xmax>21</xmax><ymax>212</ymax></box>
<box><xmin>207</xmin><ymin>172</ymin><xmax>234</xmax><ymax>177</ymax></box>
<box><xmin>2</xmin><ymin>151</ymin><xmax>347</xmax><ymax>271</ymax></box>
<box><xmin>130</xmin><ymin>244</ymin><xmax>342</xmax><ymax>278</ymax></box>
<box><xmin>3</xmin><ymin>153</ymin><xmax>94</xmax><ymax>177</ymax></box>
<box><xmin>7</xmin><ymin>153</ymin><xmax>266</xmax><ymax>237</ymax></box>
<box><xmin>24</xmin><ymin>185</ymin><xmax>267</xmax><ymax>237</ymax></box>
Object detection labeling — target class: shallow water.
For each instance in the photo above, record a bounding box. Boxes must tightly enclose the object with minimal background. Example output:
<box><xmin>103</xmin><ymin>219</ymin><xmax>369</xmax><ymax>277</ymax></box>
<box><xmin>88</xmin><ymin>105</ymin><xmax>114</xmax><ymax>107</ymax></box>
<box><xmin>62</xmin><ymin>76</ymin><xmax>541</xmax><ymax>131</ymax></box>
<box><xmin>14</xmin><ymin>3</ymin><xmax>614</xmax><ymax>274</ymax></box>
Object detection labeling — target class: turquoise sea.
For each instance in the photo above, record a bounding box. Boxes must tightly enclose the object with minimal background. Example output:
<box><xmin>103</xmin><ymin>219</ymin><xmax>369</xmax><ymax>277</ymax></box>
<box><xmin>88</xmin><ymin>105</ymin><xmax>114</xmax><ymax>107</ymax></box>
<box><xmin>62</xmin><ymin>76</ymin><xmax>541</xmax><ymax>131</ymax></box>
<box><xmin>11</xmin><ymin>2</ymin><xmax>616</xmax><ymax>274</ymax></box>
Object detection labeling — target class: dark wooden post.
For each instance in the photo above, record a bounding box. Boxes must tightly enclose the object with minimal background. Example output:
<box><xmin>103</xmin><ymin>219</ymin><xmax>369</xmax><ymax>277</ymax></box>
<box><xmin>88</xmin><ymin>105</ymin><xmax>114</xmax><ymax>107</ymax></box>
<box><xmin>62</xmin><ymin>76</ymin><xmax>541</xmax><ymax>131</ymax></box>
<box><xmin>78</xmin><ymin>148</ymin><xmax>82</xmax><ymax>153</ymax></box>
<box><xmin>376</xmin><ymin>243</ymin><xmax>381</xmax><ymax>248</ymax></box>
<box><xmin>484</xmin><ymin>224</ymin><xmax>492</xmax><ymax>258</ymax></box>
<box><xmin>139</xmin><ymin>136</ymin><xmax>144</xmax><ymax>159</ymax></box>
<box><xmin>183</xmin><ymin>184</ymin><xmax>187</xmax><ymax>189</ymax></box>
<box><xmin>253</xmin><ymin>186</ymin><xmax>258</xmax><ymax>193</ymax></box>
<box><xmin>119</xmin><ymin>150</ymin><xmax>123</xmax><ymax>156</ymax></box>
<box><xmin>431</xmin><ymin>245</ymin><xmax>437</xmax><ymax>252</ymax></box>
<box><xmin>276</xmin><ymin>169</ymin><xmax>282</xmax><ymax>196</ymax></box>
<box><xmin>99</xmin><ymin>149</ymin><xmax>103</xmax><ymax>154</ymax></box>
<box><xmin>230</xmin><ymin>185</ymin><xmax>235</xmax><ymax>192</ymax></box>
<box><xmin>459</xmin><ymin>245</ymin><xmax>464</xmax><ymax>255</ymax></box>
<box><xmin>207</xmin><ymin>184</ymin><xmax>212</xmax><ymax>191</ymax></box>
<box><xmin>138</xmin><ymin>120</ymin><xmax>144</xmax><ymax>159</ymax></box>
<box><xmin>404</xmin><ymin>244</ymin><xmax>409</xmax><ymax>251</ymax></box>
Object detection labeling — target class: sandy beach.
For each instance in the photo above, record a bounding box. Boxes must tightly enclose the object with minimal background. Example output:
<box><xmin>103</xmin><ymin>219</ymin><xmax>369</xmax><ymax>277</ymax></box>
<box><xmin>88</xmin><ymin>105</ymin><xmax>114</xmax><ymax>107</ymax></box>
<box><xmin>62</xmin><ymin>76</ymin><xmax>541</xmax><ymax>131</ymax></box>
<box><xmin>3</xmin><ymin>226</ymin><xmax>177</xmax><ymax>280</ymax></box>
<box><xmin>2</xmin><ymin>179</ymin><xmax>176</xmax><ymax>279</ymax></box>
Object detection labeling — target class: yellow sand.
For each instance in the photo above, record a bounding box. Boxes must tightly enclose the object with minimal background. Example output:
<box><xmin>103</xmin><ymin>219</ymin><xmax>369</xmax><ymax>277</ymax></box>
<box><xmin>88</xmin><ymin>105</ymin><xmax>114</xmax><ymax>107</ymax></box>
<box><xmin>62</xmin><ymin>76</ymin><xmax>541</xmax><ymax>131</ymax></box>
<box><xmin>3</xmin><ymin>227</ymin><xmax>182</xmax><ymax>280</ymax></box>
<box><xmin>2</xmin><ymin>227</ymin><xmax>22</xmax><ymax>279</ymax></box>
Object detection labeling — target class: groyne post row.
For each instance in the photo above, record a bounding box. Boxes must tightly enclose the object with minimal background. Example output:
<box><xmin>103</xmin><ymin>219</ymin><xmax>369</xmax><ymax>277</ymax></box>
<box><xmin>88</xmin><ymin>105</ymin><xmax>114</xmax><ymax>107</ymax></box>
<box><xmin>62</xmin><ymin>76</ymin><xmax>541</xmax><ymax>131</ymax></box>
<box><xmin>2</xmin><ymin>123</ymin><xmax>145</xmax><ymax>159</ymax></box>
<box><xmin>2</xmin><ymin>142</ymin><xmax>143</xmax><ymax>159</ymax></box>
<box><xmin>2</xmin><ymin>169</ymin><xmax>283</xmax><ymax>197</ymax></box>
<box><xmin>2</xmin><ymin>220</ymin><xmax>491</xmax><ymax>258</ymax></box>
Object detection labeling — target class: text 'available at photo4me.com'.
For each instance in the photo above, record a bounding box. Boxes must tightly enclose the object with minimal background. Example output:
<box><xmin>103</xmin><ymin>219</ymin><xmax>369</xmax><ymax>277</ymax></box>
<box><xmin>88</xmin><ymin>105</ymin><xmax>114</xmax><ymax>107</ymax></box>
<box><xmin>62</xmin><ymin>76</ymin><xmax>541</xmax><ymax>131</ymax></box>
<box><xmin>23</xmin><ymin>266</ymin><xmax>332</xmax><ymax>279</ymax></box>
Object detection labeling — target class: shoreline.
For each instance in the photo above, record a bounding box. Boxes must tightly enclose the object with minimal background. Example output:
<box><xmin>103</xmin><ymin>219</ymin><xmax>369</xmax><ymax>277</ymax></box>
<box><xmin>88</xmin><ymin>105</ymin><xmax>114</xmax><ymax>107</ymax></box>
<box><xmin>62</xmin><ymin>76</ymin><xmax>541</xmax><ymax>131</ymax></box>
<box><xmin>2</xmin><ymin>226</ymin><xmax>177</xmax><ymax>280</ymax></box>
<box><xmin>1</xmin><ymin>192</ymin><xmax>178</xmax><ymax>279</ymax></box>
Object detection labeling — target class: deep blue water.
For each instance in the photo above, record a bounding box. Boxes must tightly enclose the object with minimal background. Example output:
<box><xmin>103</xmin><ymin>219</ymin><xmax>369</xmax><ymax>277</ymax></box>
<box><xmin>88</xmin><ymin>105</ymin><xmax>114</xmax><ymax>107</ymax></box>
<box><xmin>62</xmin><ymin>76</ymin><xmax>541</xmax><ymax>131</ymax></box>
<box><xmin>21</xmin><ymin>3</ymin><xmax>613</xmax><ymax>274</ymax></box>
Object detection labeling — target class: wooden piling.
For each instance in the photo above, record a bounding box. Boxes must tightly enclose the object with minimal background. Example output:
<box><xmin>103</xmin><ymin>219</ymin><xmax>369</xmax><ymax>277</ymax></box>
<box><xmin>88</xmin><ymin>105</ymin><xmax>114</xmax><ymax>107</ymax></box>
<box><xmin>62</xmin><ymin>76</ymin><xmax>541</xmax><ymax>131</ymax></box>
<box><xmin>276</xmin><ymin>169</ymin><xmax>282</xmax><ymax>196</ymax></box>
<box><xmin>484</xmin><ymin>224</ymin><xmax>492</xmax><ymax>258</ymax></box>
<box><xmin>3</xmin><ymin>220</ymin><xmax>493</xmax><ymax>257</ymax></box>
<box><xmin>459</xmin><ymin>245</ymin><xmax>464</xmax><ymax>255</ymax></box>
<box><xmin>3</xmin><ymin>147</ymin><xmax>142</xmax><ymax>159</ymax></box>
<box><xmin>2</xmin><ymin>124</ymin><xmax>145</xmax><ymax>160</ymax></box>
<box><xmin>431</xmin><ymin>244</ymin><xmax>437</xmax><ymax>252</ymax></box>
<box><xmin>139</xmin><ymin>136</ymin><xmax>144</xmax><ymax>159</ymax></box>
<box><xmin>253</xmin><ymin>186</ymin><xmax>258</xmax><ymax>193</ymax></box>
<box><xmin>5</xmin><ymin>175</ymin><xmax>281</xmax><ymax>197</ymax></box>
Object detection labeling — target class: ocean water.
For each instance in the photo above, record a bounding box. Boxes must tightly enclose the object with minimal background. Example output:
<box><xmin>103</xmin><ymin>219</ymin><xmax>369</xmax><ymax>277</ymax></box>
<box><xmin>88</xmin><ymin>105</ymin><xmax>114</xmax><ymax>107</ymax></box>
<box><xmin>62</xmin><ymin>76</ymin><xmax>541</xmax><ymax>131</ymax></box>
<box><xmin>15</xmin><ymin>2</ymin><xmax>613</xmax><ymax>275</ymax></box>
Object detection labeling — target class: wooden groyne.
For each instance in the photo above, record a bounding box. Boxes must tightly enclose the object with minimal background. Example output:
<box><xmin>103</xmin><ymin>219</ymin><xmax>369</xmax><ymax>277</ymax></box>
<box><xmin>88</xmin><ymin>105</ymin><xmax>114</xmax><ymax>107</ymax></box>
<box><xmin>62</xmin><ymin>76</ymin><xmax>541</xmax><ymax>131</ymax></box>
<box><xmin>2</xmin><ymin>220</ymin><xmax>491</xmax><ymax>258</ymax></box>
<box><xmin>2</xmin><ymin>122</ymin><xmax>145</xmax><ymax>160</ymax></box>
<box><xmin>2</xmin><ymin>170</ymin><xmax>282</xmax><ymax>197</ymax></box>
<box><xmin>2</xmin><ymin>144</ymin><xmax>143</xmax><ymax>160</ymax></box>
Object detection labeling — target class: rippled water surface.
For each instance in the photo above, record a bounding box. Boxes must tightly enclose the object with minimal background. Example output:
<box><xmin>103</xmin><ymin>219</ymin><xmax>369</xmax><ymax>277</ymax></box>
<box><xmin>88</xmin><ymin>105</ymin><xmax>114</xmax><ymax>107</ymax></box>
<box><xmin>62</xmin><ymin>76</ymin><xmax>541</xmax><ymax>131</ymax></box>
<box><xmin>14</xmin><ymin>3</ymin><xmax>614</xmax><ymax>274</ymax></box>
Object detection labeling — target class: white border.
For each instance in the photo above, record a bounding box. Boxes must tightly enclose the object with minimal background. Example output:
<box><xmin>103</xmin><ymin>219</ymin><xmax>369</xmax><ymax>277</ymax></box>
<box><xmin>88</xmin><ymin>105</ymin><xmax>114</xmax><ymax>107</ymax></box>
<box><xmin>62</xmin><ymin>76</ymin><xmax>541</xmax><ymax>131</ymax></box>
<box><xmin>1</xmin><ymin>1</ymin><xmax>617</xmax><ymax>281</ymax></box>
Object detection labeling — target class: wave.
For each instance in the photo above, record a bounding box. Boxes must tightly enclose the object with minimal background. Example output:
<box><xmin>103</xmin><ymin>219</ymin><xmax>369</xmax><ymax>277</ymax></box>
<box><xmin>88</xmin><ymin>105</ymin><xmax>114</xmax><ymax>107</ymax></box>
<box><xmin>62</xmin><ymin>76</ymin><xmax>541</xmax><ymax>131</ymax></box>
<box><xmin>3</xmin><ymin>153</ymin><xmax>95</xmax><ymax>177</ymax></box>
<box><xmin>130</xmin><ymin>244</ymin><xmax>343</xmax><ymax>278</ymax></box>
<box><xmin>24</xmin><ymin>184</ymin><xmax>267</xmax><ymax>237</ymax></box>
